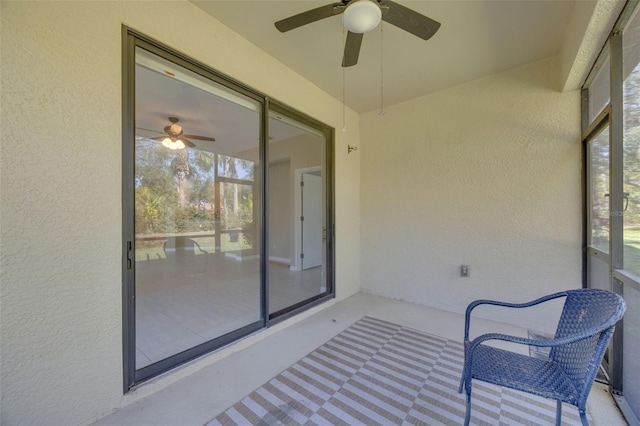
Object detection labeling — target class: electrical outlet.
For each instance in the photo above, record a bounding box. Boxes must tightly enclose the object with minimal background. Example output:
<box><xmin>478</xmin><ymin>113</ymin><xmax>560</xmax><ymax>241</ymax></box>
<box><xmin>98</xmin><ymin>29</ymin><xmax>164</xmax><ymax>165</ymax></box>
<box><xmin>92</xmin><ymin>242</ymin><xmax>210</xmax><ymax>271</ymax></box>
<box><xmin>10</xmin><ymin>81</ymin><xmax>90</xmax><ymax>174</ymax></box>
<box><xmin>461</xmin><ymin>265</ymin><xmax>469</xmax><ymax>277</ymax></box>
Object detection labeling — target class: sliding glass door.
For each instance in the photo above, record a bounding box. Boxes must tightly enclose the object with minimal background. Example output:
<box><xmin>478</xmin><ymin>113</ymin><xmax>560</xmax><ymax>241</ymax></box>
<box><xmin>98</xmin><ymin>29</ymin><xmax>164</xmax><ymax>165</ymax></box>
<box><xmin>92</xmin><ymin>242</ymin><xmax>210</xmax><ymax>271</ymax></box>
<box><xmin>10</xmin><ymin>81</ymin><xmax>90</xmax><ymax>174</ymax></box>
<box><xmin>131</xmin><ymin>45</ymin><xmax>263</xmax><ymax>380</ymax></box>
<box><xmin>123</xmin><ymin>31</ymin><xmax>334</xmax><ymax>388</ymax></box>
<box><xmin>587</xmin><ymin>124</ymin><xmax>611</xmax><ymax>292</ymax></box>
<box><xmin>267</xmin><ymin>109</ymin><xmax>331</xmax><ymax>318</ymax></box>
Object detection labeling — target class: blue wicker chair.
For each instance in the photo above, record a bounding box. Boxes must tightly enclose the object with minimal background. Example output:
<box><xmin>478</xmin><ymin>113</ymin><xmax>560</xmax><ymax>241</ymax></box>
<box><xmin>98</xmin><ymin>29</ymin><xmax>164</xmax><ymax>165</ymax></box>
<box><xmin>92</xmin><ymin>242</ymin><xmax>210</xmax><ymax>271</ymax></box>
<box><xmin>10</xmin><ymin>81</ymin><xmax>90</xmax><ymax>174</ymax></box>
<box><xmin>458</xmin><ymin>289</ymin><xmax>626</xmax><ymax>426</ymax></box>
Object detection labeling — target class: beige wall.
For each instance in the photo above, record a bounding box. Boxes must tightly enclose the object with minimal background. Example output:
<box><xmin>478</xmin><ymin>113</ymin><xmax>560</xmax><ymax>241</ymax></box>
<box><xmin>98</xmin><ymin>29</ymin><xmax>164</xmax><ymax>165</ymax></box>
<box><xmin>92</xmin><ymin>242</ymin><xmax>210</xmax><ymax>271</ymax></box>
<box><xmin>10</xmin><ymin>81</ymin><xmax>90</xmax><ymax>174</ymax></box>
<box><xmin>0</xmin><ymin>1</ymin><xmax>596</xmax><ymax>424</ymax></box>
<box><xmin>0</xmin><ymin>1</ymin><xmax>360</xmax><ymax>424</ymax></box>
<box><xmin>360</xmin><ymin>57</ymin><xmax>582</xmax><ymax>331</ymax></box>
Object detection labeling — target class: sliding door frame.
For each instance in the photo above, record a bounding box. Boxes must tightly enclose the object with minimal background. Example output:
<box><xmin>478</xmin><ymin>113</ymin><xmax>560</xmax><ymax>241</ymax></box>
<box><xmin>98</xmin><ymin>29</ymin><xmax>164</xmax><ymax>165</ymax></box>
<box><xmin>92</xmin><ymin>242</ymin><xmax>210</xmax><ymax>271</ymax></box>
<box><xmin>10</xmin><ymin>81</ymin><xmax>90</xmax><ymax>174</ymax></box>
<box><xmin>122</xmin><ymin>27</ymin><xmax>335</xmax><ymax>391</ymax></box>
<box><xmin>267</xmin><ymin>100</ymin><xmax>336</xmax><ymax>325</ymax></box>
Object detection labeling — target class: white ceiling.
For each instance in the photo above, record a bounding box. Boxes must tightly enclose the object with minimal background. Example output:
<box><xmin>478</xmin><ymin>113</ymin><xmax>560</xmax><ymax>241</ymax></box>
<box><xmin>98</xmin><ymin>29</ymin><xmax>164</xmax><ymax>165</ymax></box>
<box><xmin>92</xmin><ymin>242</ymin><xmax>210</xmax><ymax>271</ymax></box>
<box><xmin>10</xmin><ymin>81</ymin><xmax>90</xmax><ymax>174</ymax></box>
<box><xmin>136</xmin><ymin>49</ymin><xmax>310</xmax><ymax>156</ymax></box>
<box><xmin>192</xmin><ymin>0</ymin><xmax>576</xmax><ymax>113</ymax></box>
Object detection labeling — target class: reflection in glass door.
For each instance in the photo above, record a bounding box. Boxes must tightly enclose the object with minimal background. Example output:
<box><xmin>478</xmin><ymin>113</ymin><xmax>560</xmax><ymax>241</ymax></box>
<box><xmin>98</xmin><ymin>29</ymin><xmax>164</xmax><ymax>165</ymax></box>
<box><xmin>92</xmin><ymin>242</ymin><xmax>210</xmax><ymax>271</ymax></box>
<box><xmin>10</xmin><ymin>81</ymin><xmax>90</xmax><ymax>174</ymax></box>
<box><xmin>133</xmin><ymin>47</ymin><xmax>262</xmax><ymax>375</ymax></box>
<box><xmin>587</xmin><ymin>125</ymin><xmax>611</xmax><ymax>291</ymax></box>
<box><xmin>267</xmin><ymin>111</ymin><xmax>329</xmax><ymax>316</ymax></box>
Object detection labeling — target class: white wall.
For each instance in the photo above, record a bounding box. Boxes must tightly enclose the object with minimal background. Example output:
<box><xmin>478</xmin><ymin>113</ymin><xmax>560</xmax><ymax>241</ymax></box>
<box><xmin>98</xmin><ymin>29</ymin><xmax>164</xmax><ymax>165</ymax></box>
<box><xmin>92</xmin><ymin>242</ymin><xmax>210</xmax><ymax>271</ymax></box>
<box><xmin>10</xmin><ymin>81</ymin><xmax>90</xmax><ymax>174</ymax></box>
<box><xmin>0</xmin><ymin>1</ymin><xmax>360</xmax><ymax>424</ymax></box>
<box><xmin>268</xmin><ymin>159</ymin><xmax>292</xmax><ymax>262</ymax></box>
<box><xmin>268</xmin><ymin>134</ymin><xmax>324</xmax><ymax>266</ymax></box>
<box><xmin>360</xmin><ymin>57</ymin><xmax>582</xmax><ymax>331</ymax></box>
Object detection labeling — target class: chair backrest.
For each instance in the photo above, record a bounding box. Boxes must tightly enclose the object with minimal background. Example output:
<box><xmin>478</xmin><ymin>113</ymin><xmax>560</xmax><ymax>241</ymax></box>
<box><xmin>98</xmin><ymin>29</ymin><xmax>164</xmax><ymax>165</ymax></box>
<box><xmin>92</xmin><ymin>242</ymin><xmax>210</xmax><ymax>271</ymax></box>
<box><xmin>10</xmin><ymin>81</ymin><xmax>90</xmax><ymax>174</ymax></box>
<box><xmin>550</xmin><ymin>289</ymin><xmax>626</xmax><ymax>403</ymax></box>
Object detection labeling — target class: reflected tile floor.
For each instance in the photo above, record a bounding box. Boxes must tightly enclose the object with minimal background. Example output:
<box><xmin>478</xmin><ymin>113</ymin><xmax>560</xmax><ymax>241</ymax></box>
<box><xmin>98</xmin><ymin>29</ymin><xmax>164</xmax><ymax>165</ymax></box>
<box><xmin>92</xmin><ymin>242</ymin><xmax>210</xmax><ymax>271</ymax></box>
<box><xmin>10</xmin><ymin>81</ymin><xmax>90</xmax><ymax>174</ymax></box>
<box><xmin>135</xmin><ymin>254</ymin><xmax>323</xmax><ymax>368</ymax></box>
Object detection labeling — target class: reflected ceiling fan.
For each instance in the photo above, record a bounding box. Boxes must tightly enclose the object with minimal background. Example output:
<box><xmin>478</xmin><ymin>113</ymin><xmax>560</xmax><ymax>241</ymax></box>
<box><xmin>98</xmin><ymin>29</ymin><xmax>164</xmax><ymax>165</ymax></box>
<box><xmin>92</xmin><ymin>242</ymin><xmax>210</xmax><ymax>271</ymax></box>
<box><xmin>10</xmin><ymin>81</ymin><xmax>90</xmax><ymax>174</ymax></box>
<box><xmin>275</xmin><ymin>0</ymin><xmax>441</xmax><ymax>67</ymax></box>
<box><xmin>138</xmin><ymin>116</ymin><xmax>215</xmax><ymax>150</ymax></box>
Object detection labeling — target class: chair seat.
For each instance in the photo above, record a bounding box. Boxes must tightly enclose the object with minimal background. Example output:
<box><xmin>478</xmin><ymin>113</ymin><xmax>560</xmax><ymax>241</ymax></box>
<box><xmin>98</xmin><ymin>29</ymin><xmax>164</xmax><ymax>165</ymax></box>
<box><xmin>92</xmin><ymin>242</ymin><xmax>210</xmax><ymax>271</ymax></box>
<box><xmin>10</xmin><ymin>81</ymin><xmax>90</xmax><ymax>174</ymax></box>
<box><xmin>471</xmin><ymin>344</ymin><xmax>579</xmax><ymax>405</ymax></box>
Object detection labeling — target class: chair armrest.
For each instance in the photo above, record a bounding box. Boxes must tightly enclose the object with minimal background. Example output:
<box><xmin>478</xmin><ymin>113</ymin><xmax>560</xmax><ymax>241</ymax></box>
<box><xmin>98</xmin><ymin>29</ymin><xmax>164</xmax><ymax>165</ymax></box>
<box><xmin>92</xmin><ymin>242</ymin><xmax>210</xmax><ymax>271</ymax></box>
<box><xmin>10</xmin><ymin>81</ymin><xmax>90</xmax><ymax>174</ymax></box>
<box><xmin>463</xmin><ymin>291</ymin><xmax>568</xmax><ymax>342</ymax></box>
<box><xmin>190</xmin><ymin>238</ymin><xmax>209</xmax><ymax>255</ymax></box>
<box><xmin>464</xmin><ymin>326</ymin><xmax>616</xmax><ymax>383</ymax></box>
<box><xmin>467</xmin><ymin>330</ymin><xmax>596</xmax><ymax>353</ymax></box>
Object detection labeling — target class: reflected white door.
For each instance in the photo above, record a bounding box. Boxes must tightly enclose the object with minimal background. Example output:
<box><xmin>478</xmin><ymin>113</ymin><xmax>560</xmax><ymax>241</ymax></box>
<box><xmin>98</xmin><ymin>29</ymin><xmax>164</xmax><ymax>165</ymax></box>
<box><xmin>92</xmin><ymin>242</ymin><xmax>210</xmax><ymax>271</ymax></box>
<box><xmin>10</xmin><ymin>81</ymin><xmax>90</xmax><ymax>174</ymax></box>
<box><xmin>302</xmin><ymin>172</ymin><xmax>322</xmax><ymax>269</ymax></box>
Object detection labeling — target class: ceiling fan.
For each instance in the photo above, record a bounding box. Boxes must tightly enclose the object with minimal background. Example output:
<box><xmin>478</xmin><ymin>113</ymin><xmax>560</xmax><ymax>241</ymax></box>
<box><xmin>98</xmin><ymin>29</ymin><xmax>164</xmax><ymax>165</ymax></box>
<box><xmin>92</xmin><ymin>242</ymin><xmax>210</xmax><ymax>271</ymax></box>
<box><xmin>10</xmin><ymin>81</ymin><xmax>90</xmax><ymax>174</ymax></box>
<box><xmin>138</xmin><ymin>116</ymin><xmax>216</xmax><ymax>150</ymax></box>
<box><xmin>275</xmin><ymin>0</ymin><xmax>441</xmax><ymax>67</ymax></box>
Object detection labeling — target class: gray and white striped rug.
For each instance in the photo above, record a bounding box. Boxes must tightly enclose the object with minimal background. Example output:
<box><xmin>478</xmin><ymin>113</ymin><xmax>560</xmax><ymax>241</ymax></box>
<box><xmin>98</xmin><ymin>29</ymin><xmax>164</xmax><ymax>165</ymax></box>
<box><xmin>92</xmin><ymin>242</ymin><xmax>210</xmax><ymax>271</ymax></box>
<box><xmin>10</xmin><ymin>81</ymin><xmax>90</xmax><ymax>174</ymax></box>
<box><xmin>208</xmin><ymin>317</ymin><xmax>587</xmax><ymax>425</ymax></box>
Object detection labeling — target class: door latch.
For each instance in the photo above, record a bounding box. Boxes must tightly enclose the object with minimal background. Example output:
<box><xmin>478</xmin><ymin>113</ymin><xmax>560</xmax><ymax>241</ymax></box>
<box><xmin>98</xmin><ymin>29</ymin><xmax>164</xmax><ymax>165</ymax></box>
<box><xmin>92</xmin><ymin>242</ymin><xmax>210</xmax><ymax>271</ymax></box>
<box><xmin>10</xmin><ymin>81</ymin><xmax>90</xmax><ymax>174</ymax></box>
<box><xmin>126</xmin><ymin>241</ymin><xmax>133</xmax><ymax>269</ymax></box>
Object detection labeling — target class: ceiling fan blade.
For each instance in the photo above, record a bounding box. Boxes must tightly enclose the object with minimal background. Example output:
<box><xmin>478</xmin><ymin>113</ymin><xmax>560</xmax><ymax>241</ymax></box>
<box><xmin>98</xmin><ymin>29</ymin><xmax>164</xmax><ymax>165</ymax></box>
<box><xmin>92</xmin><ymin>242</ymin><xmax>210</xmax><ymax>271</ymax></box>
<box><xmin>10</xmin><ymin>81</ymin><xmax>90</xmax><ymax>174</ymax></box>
<box><xmin>183</xmin><ymin>134</ymin><xmax>216</xmax><ymax>142</ymax></box>
<box><xmin>275</xmin><ymin>3</ymin><xmax>344</xmax><ymax>33</ymax></box>
<box><xmin>148</xmin><ymin>136</ymin><xmax>166</xmax><ymax>141</ymax></box>
<box><xmin>136</xmin><ymin>127</ymin><xmax>164</xmax><ymax>134</ymax></box>
<box><xmin>381</xmin><ymin>0</ymin><xmax>441</xmax><ymax>41</ymax></box>
<box><xmin>342</xmin><ymin>31</ymin><xmax>363</xmax><ymax>67</ymax></box>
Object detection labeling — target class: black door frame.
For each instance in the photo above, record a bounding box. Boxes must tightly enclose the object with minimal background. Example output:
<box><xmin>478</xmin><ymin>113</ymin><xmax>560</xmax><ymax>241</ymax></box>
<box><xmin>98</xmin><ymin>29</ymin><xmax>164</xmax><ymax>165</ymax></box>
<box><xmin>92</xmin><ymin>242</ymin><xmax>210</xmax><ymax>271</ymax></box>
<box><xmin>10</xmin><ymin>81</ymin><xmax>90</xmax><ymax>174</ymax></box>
<box><xmin>122</xmin><ymin>27</ymin><xmax>335</xmax><ymax>391</ymax></box>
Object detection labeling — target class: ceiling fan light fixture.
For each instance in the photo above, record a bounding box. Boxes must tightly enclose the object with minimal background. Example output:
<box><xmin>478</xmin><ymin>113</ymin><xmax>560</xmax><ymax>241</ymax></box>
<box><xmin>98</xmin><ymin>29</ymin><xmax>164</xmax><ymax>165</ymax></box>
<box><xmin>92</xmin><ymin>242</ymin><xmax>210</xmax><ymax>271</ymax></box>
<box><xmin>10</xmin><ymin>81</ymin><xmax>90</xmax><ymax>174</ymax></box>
<box><xmin>162</xmin><ymin>137</ymin><xmax>185</xmax><ymax>150</ymax></box>
<box><xmin>343</xmin><ymin>0</ymin><xmax>381</xmax><ymax>34</ymax></box>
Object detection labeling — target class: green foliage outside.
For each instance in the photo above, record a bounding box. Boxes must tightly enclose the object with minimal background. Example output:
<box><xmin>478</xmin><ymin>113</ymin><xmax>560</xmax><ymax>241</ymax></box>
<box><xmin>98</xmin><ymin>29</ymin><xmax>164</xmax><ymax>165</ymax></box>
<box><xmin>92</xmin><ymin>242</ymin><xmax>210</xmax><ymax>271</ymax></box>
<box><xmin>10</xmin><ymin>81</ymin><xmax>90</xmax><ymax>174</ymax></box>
<box><xmin>625</xmin><ymin>228</ymin><xmax>640</xmax><ymax>278</ymax></box>
<box><xmin>589</xmin><ymin>64</ymin><xmax>640</xmax><ymax>277</ymax></box>
<box><xmin>134</xmin><ymin>140</ymin><xmax>256</xmax><ymax>261</ymax></box>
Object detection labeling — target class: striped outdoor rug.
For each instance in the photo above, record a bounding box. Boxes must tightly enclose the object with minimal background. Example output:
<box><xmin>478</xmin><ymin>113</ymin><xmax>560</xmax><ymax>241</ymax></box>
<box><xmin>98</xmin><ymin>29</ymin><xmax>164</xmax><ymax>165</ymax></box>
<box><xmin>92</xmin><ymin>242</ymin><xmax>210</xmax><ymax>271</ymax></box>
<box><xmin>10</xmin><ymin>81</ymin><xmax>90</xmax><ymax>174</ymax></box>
<box><xmin>209</xmin><ymin>317</ymin><xmax>587</xmax><ymax>425</ymax></box>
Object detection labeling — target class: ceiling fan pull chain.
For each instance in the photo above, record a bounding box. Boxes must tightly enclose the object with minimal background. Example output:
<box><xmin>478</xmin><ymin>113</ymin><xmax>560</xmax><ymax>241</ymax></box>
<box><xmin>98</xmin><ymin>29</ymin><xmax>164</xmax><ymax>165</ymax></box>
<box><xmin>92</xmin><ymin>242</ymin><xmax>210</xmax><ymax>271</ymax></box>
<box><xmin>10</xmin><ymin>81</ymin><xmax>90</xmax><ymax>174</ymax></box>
<box><xmin>380</xmin><ymin>21</ymin><xmax>385</xmax><ymax>116</ymax></box>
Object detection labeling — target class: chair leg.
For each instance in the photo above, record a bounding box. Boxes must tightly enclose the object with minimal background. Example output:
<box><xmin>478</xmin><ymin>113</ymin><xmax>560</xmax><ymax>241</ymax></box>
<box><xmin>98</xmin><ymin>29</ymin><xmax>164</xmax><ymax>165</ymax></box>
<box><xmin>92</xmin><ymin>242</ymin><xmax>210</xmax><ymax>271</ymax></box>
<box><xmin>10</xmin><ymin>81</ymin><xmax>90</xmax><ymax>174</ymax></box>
<box><xmin>555</xmin><ymin>400</ymin><xmax>562</xmax><ymax>426</ymax></box>
<box><xmin>579</xmin><ymin>409</ymin><xmax>589</xmax><ymax>426</ymax></box>
<box><xmin>464</xmin><ymin>392</ymin><xmax>472</xmax><ymax>426</ymax></box>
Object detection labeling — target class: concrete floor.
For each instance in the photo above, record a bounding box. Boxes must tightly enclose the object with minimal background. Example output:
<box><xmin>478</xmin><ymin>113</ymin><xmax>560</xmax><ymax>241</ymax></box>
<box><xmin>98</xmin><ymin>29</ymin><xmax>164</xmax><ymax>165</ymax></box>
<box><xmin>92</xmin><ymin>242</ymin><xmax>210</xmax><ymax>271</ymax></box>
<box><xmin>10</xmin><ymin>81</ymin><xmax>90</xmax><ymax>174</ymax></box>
<box><xmin>93</xmin><ymin>292</ymin><xmax>627</xmax><ymax>425</ymax></box>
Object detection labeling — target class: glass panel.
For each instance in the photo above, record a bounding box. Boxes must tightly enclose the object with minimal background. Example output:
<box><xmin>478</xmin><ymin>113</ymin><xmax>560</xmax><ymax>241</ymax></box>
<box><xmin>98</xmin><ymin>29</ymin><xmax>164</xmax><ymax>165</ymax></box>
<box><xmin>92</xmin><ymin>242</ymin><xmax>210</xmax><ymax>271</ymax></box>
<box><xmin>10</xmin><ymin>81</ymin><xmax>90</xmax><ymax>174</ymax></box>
<box><xmin>217</xmin><ymin>155</ymin><xmax>255</xmax><ymax>181</ymax></box>
<box><xmin>622</xmin><ymin>282</ymin><xmax>640</xmax><ymax>421</ymax></box>
<box><xmin>624</xmin><ymin>13</ymin><xmax>640</xmax><ymax>278</ymax></box>
<box><xmin>590</xmin><ymin>126</ymin><xmax>610</xmax><ymax>253</ymax></box>
<box><xmin>267</xmin><ymin>113</ymin><xmax>327</xmax><ymax>314</ymax></box>
<box><xmin>589</xmin><ymin>48</ymin><xmax>611</xmax><ymax>123</ymax></box>
<box><xmin>588</xmin><ymin>253</ymin><xmax>610</xmax><ymax>291</ymax></box>
<box><xmin>134</xmin><ymin>47</ymin><xmax>261</xmax><ymax>369</ymax></box>
<box><xmin>621</xmin><ymin>13</ymin><xmax>640</xmax><ymax>424</ymax></box>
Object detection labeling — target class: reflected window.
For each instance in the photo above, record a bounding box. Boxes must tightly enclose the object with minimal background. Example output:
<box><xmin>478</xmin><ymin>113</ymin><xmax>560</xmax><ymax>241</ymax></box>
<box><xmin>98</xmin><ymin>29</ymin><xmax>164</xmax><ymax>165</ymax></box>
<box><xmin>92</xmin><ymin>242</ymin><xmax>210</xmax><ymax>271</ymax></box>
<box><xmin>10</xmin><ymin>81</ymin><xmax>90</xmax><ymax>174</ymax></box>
<box><xmin>589</xmin><ymin>126</ymin><xmax>610</xmax><ymax>253</ymax></box>
<box><xmin>623</xmin><ymin>17</ymin><xmax>640</xmax><ymax>278</ymax></box>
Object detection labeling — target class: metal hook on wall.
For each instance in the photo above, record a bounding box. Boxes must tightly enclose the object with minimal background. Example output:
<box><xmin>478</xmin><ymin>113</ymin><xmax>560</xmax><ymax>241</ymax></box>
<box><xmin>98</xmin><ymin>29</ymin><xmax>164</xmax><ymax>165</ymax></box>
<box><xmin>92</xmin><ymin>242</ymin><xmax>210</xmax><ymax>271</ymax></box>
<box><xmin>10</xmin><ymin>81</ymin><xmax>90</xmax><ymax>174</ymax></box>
<box><xmin>348</xmin><ymin>145</ymin><xmax>358</xmax><ymax>154</ymax></box>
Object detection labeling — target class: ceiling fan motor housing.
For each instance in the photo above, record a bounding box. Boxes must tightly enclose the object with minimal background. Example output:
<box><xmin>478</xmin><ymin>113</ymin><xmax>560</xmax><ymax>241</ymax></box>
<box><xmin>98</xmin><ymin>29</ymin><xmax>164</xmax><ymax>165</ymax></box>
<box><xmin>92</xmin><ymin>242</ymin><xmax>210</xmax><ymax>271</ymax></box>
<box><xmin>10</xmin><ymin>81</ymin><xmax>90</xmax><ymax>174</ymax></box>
<box><xmin>169</xmin><ymin>123</ymin><xmax>183</xmax><ymax>135</ymax></box>
<box><xmin>343</xmin><ymin>0</ymin><xmax>382</xmax><ymax>34</ymax></box>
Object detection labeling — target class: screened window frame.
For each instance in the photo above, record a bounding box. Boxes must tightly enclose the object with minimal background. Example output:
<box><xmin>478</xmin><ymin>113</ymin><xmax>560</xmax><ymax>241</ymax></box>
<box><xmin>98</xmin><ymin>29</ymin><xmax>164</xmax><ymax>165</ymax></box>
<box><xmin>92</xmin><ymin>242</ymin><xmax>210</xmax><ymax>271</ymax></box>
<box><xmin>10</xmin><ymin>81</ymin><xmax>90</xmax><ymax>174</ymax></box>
<box><xmin>581</xmin><ymin>2</ymin><xmax>640</xmax><ymax>423</ymax></box>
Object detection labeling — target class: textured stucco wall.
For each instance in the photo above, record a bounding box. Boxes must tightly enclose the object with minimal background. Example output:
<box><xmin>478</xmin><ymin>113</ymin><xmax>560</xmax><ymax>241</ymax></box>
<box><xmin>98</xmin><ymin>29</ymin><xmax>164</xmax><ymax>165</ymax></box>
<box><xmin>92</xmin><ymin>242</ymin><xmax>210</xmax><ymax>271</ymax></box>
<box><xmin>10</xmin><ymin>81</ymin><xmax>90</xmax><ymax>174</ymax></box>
<box><xmin>360</xmin><ymin>57</ymin><xmax>582</xmax><ymax>331</ymax></box>
<box><xmin>0</xmin><ymin>1</ymin><xmax>360</xmax><ymax>424</ymax></box>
